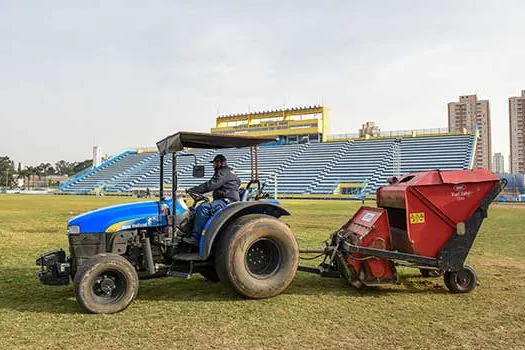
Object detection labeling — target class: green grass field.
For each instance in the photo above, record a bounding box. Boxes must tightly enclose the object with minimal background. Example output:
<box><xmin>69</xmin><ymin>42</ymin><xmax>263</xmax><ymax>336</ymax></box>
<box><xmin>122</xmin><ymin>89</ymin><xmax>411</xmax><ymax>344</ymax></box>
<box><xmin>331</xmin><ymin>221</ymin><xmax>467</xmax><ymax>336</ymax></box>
<box><xmin>0</xmin><ymin>195</ymin><xmax>524</xmax><ymax>349</ymax></box>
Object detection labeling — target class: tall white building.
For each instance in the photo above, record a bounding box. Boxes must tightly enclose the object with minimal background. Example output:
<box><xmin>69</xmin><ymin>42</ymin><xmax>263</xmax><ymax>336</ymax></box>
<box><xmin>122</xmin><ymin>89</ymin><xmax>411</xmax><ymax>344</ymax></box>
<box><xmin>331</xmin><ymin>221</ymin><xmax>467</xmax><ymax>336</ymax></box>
<box><xmin>448</xmin><ymin>95</ymin><xmax>491</xmax><ymax>169</ymax></box>
<box><xmin>509</xmin><ymin>90</ymin><xmax>525</xmax><ymax>173</ymax></box>
<box><xmin>492</xmin><ymin>153</ymin><xmax>504</xmax><ymax>173</ymax></box>
<box><xmin>93</xmin><ymin>146</ymin><xmax>102</xmax><ymax>168</ymax></box>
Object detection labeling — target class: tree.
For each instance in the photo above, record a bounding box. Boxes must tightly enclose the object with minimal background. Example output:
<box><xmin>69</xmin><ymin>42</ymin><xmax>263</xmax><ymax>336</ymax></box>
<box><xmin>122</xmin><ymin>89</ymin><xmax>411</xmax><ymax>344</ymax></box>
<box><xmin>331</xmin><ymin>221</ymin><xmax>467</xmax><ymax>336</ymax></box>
<box><xmin>25</xmin><ymin>166</ymin><xmax>34</xmax><ymax>188</ymax></box>
<box><xmin>44</xmin><ymin>163</ymin><xmax>55</xmax><ymax>176</ymax></box>
<box><xmin>17</xmin><ymin>169</ymin><xmax>28</xmax><ymax>189</ymax></box>
<box><xmin>36</xmin><ymin>162</ymin><xmax>55</xmax><ymax>187</ymax></box>
<box><xmin>26</xmin><ymin>166</ymin><xmax>43</xmax><ymax>188</ymax></box>
<box><xmin>72</xmin><ymin>160</ymin><xmax>93</xmax><ymax>174</ymax></box>
<box><xmin>55</xmin><ymin>160</ymin><xmax>95</xmax><ymax>176</ymax></box>
<box><xmin>1</xmin><ymin>157</ymin><xmax>97</xmax><ymax>189</ymax></box>
<box><xmin>0</xmin><ymin>156</ymin><xmax>15</xmax><ymax>188</ymax></box>
<box><xmin>55</xmin><ymin>160</ymin><xmax>74</xmax><ymax>176</ymax></box>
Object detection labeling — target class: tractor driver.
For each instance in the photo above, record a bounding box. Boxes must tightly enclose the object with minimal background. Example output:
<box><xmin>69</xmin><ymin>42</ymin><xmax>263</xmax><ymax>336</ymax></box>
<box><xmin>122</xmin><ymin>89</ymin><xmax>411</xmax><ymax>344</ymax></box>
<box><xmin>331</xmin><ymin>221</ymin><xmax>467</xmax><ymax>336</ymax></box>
<box><xmin>183</xmin><ymin>154</ymin><xmax>241</xmax><ymax>245</ymax></box>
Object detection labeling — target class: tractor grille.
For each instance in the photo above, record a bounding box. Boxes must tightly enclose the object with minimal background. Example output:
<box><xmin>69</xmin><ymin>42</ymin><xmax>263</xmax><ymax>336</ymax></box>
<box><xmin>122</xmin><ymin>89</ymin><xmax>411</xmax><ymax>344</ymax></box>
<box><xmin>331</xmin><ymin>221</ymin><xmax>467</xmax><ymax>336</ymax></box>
<box><xmin>69</xmin><ymin>234</ymin><xmax>107</xmax><ymax>274</ymax></box>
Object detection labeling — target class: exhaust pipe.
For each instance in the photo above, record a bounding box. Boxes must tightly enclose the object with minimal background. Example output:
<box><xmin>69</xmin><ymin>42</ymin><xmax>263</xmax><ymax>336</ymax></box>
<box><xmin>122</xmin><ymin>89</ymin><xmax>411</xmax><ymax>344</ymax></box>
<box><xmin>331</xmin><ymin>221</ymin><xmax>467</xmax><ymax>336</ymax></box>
<box><xmin>142</xmin><ymin>237</ymin><xmax>156</xmax><ymax>275</ymax></box>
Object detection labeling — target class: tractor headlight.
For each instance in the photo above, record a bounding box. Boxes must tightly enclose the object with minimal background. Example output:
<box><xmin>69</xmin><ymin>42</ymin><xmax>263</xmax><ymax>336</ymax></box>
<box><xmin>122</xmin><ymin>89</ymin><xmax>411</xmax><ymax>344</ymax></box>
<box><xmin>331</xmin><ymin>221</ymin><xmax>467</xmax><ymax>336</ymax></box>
<box><xmin>67</xmin><ymin>225</ymin><xmax>80</xmax><ymax>234</ymax></box>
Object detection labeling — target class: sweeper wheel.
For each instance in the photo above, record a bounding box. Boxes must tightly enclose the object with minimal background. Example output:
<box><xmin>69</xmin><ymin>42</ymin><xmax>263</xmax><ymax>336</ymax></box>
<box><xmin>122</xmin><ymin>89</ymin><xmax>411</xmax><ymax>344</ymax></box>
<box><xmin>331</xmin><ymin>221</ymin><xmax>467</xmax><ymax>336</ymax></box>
<box><xmin>444</xmin><ymin>265</ymin><xmax>477</xmax><ymax>293</ymax></box>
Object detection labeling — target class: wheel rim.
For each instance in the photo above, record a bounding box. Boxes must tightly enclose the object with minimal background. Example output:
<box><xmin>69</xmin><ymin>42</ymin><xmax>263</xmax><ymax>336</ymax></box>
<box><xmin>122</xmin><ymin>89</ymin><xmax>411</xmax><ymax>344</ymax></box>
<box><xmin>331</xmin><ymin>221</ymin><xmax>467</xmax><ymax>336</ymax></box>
<box><xmin>454</xmin><ymin>270</ymin><xmax>471</xmax><ymax>289</ymax></box>
<box><xmin>92</xmin><ymin>270</ymin><xmax>127</xmax><ymax>304</ymax></box>
<box><xmin>245</xmin><ymin>238</ymin><xmax>282</xmax><ymax>279</ymax></box>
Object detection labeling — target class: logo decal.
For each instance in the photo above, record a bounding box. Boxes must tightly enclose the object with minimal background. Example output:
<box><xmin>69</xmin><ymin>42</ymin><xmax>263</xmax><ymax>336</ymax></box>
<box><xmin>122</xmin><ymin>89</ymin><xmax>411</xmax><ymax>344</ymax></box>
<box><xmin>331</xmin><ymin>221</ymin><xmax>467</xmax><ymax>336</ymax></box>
<box><xmin>453</xmin><ymin>184</ymin><xmax>466</xmax><ymax>192</ymax></box>
<box><xmin>361</xmin><ymin>212</ymin><xmax>376</xmax><ymax>222</ymax></box>
<box><xmin>410</xmin><ymin>212</ymin><xmax>425</xmax><ymax>224</ymax></box>
<box><xmin>451</xmin><ymin>184</ymin><xmax>471</xmax><ymax>201</ymax></box>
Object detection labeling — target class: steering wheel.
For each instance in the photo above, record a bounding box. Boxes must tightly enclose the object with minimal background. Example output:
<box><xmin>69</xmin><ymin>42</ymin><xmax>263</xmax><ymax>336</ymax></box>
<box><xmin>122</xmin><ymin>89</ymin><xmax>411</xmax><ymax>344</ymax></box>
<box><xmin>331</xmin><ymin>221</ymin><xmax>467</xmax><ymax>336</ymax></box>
<box><xmin>244</xmin><ymin>180</ymin><xmax>269</xmax><ymax>201</ymax></box>
<box><xmin>186</xmin><ymin>190</ymin><xmax>210</xmax><ymax>207</ymax></box>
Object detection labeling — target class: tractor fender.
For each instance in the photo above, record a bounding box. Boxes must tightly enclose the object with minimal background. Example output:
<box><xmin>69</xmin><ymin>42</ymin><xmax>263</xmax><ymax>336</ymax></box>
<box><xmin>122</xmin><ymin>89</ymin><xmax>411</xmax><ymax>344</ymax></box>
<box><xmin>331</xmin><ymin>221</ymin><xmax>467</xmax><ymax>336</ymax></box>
<box><xmin>200</xmin><ymin>201</ymin><xmax>290</xmax><ymax>259</ymax></box>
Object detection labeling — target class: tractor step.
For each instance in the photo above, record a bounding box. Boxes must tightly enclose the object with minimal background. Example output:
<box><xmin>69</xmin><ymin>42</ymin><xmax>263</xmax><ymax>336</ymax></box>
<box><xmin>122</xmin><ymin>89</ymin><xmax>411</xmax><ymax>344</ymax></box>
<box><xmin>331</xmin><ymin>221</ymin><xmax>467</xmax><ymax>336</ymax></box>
<box><xmin>166</xmin><ymin>270</ymin><xmax>192</xmax><ymax>279</ymax></box>
<box><xmin>167</xmin><ymin>258</ymin><xmax>199</xmax><ymax>279</ymax></box>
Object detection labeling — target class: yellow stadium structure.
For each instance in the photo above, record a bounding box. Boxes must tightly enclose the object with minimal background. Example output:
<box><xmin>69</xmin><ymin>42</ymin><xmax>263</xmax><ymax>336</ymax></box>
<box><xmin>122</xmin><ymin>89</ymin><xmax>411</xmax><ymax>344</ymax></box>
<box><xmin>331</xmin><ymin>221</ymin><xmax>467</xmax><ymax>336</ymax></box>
<box><xmin>211</xmin><ymin>105</ymin><xmax>330</xmax><ymax>144</ymax></box>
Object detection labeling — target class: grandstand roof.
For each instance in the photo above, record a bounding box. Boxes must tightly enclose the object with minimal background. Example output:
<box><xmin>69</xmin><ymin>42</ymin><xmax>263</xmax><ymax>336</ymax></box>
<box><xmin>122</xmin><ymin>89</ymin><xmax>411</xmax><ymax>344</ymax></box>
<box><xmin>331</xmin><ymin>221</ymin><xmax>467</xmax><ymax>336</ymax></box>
<box><xmin>156</xmin><ymin>132</ymin><xmax>277</xmax><ymax>155</ymax></box>
<box><xmin>216</xmin><ymin>105</ymin><xmax>324</xmax><ymax>119</ymax></box>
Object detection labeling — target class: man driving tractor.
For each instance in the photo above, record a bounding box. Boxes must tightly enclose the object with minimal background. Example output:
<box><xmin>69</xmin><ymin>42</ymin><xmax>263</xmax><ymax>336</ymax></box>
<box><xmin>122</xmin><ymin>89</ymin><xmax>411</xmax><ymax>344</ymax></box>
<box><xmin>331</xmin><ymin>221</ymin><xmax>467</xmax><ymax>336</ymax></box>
<box><xmin>183</xmin><ymin>154</ymin><xmax>241</xmax><ymax>245</ymax></box>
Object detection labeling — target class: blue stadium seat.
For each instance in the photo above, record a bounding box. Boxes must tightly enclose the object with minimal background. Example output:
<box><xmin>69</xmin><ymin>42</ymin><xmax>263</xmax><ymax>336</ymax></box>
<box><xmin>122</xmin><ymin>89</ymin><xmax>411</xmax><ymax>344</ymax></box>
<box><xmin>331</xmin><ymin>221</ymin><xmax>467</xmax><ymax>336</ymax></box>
<box><xmin>60</xmin><ymin>134</ymin><xmax>476</xmax><ymax>197</ymax></box>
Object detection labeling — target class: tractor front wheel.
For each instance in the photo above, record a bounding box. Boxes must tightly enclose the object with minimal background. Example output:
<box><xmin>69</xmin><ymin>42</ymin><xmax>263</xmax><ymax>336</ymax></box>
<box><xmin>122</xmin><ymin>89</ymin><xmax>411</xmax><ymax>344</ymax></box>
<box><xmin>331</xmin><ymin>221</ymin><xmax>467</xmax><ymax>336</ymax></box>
<box><xmin>215</xmin><ymin>214</ymin><xmax>299</xmax><ymax>299</ymax></box>
<box><xmin>444</xmin><ymin>265</ymin><xmax>477</xmax><ymax>293</ymax></box>
<box><xmin>74</xmin><ymin>253</ymin><xmax>139</xmax><ymax>314</ymax></box>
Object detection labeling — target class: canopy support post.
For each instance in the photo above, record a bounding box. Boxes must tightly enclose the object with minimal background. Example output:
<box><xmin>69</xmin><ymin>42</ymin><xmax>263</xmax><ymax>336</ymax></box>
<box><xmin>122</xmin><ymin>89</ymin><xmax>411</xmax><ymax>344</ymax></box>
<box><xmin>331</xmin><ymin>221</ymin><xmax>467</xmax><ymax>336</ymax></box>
<box><xmin>250</xmin><ymin>146</ymin><xmax>259</xmax><ymax>181</ymax></box>
<box><xmin>172</xmin><ymin>152</ymin><xmax>177</xmax><ymax>234</ymax></box>
<box><xmin>159</xmin><ymin>154</ymin><xmax>164</xmax><ymax>200</ymax></box>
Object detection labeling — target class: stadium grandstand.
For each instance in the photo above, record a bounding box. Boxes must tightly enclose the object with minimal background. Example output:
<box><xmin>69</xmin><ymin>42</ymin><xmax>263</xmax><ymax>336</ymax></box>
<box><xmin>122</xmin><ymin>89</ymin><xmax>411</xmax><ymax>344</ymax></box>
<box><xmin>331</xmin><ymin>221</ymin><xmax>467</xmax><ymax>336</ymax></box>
<box><xmin>494</xmin><ymin>173</ymin><xmax>525</xmax><ymax>202</ymax></box>
<box><xmin>211</xmin><ymin>105</ymin><xmax>330</xmax><ymax>143</ymax></box>
<box><xmin>60</xmin><ymin>105</ymin><xmax>478</xmax><ymax>199</ymax></box>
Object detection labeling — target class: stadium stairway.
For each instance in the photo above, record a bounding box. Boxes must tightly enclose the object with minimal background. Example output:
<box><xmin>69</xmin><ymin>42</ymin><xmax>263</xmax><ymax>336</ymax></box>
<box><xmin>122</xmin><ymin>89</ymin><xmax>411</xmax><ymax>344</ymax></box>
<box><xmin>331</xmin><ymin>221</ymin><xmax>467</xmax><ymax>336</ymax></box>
<box><xmin>309</xmin><ymin>139</ymin><xmax>396</xmax><ymax>195</ymax></box>
<box><xmin>112</xmin><ymin>153</ymin><xmax>164</xmax><ymax>191</ymax></box>
<box><xmin>60</xmin><ymin>150</ymin><xmax>135</xmax><ymax>194</ymax></box>
<box><xmin>109</xmin><ymin>153</ymin><xmax>161</xmax><ymax>192</ymax></box>
<box><xmin>264</xmin><ymin>143</ymin><xmax>310</xmax><ymax>192</ymax></box>
<box><xmin>121</xmin><ymin>149</ymin><xmax>216</xmax><ymax>191</ymax></box>
<box><xmin>180</xmin><ymin>148</ymin><xmax>250</xmax><ymax>189</ymax></box>
<box><xmin>356</xmin><ymin>135</ymin><xmax>475</xmax><ymax>197</ymax></box>
<box><xmin>79</xmin><ymin>152</ymin><xmax>153</xmax><ymax>193</ymax></box>
<box><xmin>304</xmin><ymin>141</ymin><xmax>354</xmax><ymax>193</ymax></box>
<box><xmin>103</xmin><ymin>153</ymin><xmax>158</xmax><ymax>193</ymax></box>
<box><xmin>233</xmin><ymin>143</ymin><xmax>310</xmax><ymax>193</ymax></box>
<box><xmin>276</xmin><ymin>142</ymin><xmax>352</xmax><ymax>194</ymax></box>
<box><xmin>399</xmin><ymin>135</ymin><xmax>474</xmax><ymax>174</ymax></box>
<box><xmin>357</xmin><ymin>139</ymin><xmax>400</xmax><ymax>198</ymax></box>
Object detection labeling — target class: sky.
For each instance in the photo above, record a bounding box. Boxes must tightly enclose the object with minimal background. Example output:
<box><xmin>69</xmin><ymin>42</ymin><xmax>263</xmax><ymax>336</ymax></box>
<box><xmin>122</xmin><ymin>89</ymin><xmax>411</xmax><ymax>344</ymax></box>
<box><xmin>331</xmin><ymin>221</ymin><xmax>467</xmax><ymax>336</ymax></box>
<box><xmin>1</xmin><ymin>1</ymin><xmax>524</xmax><ymax>170</ymax></box>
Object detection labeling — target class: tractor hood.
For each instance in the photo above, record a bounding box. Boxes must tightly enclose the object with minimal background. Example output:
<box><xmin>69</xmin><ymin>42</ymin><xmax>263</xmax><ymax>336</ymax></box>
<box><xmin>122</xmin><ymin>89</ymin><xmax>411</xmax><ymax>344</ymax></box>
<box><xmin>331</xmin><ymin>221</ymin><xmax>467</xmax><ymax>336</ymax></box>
<box><xmin>67</xmin><ymin>198</ymin><xmax>187</xmax><ymax>234</ymax></box>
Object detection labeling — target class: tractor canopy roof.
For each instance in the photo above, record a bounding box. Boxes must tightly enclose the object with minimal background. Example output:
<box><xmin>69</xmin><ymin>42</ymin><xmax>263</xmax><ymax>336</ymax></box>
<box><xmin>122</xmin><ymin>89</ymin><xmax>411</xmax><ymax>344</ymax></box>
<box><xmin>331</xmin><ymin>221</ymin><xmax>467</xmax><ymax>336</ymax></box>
<box><xmin>156</xmin><ymin>131</ymin><xmax>277</xmax><ymax>155</ymax></box>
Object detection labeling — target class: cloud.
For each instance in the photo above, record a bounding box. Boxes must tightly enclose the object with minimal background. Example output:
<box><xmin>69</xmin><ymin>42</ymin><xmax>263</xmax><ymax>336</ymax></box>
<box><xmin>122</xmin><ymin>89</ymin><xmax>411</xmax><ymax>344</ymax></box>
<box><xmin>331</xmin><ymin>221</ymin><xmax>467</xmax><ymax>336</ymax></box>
<box><xmin>0</xmin><ymin>1</ymin><xmax>524</xmax><ymax>169</ymax></box>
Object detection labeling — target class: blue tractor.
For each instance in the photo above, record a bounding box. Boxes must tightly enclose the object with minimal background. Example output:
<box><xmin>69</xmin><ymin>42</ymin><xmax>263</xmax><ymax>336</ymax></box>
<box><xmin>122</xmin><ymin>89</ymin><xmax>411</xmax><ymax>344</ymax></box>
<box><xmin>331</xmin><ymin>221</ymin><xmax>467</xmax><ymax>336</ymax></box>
<box><xmin>37</xmin><ymin>132</ymin><xmax>299</xmax><ymax>314</ymax></box>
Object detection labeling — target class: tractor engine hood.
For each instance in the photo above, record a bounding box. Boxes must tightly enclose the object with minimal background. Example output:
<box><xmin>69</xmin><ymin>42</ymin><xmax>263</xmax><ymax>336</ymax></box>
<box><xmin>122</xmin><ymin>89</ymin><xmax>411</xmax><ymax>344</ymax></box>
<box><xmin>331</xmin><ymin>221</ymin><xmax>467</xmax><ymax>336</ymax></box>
<box><xmin>67</xmin><ymin>198</ymin><xmax>187</xmax><ymax>234</ymax></box>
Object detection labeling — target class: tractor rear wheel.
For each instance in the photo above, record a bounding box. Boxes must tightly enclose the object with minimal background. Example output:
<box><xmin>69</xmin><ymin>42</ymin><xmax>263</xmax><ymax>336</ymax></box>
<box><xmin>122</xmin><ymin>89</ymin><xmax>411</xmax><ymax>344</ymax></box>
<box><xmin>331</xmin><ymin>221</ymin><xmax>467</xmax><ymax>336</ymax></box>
<box><xmin>215</xmin><ymin>214</ymin><xmax>299</xmax><ymax>299</ymax></box>
<box><xmin>74</xmin><ymin>253</ymin><xmax>139</xmax><ymax>314</ymax></box>
<box><xmin>444</xmin><ymin>265</ymin><xmax>477</xmax><ymax>293</ymax></box>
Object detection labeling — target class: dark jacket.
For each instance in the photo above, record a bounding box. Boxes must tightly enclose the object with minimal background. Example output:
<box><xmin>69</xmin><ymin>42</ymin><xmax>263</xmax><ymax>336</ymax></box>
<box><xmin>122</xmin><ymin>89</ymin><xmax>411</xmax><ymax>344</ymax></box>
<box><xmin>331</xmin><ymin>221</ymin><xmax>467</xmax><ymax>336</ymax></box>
<box><xmin>190</xmin><ymin>166</ymin><xmax>241</xmax><ymax>202</ymax></box>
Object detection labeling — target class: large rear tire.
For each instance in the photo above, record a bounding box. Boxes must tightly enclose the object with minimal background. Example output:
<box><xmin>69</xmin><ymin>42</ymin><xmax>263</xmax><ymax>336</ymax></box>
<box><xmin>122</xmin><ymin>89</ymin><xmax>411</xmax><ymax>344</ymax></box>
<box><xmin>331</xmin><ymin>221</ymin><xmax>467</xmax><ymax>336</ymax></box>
<box><xmin>215</xmin><ymin>214</ymin><xmax>299</xmax><ymax>299</ymax></box>
<box><xmin>74</xmin><ymin>253</ymin><xmax>139</xmax><ymax>314</ymax></box>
